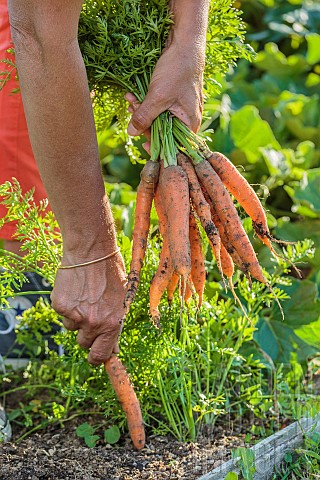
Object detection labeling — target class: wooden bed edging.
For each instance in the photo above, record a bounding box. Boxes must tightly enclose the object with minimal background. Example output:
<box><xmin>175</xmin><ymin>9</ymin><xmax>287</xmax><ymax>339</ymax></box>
<box><xmin>197</xmin><ymin>415</ymin><xmax>320</xmax><ymax>480</ymax></box>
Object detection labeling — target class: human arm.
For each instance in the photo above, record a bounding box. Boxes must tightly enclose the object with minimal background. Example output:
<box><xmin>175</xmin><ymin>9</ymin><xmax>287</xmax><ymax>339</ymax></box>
<box><xmin>8</xmin><ymin>0</ymin><xmax>126</xmax><ymax>364</ymax></box>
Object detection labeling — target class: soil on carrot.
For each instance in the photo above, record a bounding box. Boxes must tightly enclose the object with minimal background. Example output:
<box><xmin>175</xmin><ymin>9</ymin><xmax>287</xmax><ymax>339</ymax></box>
<box><xmin>0</xmin><ymin>421</ymin><xmax>249</xmax><ymax>480</ymax></box>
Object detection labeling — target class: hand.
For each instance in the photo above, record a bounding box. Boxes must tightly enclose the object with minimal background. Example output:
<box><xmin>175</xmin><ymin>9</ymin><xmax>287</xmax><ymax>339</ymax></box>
<box><xmin>127</xmin><ymin>41</ymin><xmax>204</xmax><ymax>136</ymax></box>
<box><xmin>51</xmin><ymin>252</ymin><xmax>127</xmax><ymax>365</ymax></box>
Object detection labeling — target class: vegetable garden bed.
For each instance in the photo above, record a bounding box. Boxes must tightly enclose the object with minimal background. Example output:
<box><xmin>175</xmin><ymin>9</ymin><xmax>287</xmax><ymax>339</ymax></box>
<box><xmin>0</xmin><ymin>419</ymin><xmax>248</xmax><ymax>480</ymax></box>
<box><xmin>198</xmin><ymin>415</ymin><xmax>320</xmax><ymax>480</ymax></box>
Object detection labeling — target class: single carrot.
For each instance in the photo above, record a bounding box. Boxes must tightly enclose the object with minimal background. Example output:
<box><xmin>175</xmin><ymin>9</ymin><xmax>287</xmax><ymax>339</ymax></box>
<box><xmin>124</xmin><ymin>160</ymin><xmax>160</xmax><ymax>313</ymax></box>
<box><xmin>158</xmin><ymin>164</ymin><xmax>191</xmax><ymax>279</ymax></box>
<box><xmin>207</xmin><ymin>151</ymin><xmax>299</xmax><ymax>278</ymax></box>
<box><xmin>167</xmin><ymin>273</ymin><xmax>180</xmax><ymax>305</ymax></box>
<box><xmin>149</xmin><ymin>187</ymin><xmax>174</xmax><ymax>328</ymax></box>
<box><xmin>189</xmin><ymin>211</ymin><xmax>206</xmax><ymax>307</ymax></box>
<box><xmin>104</xmin><ymin>356</ymin><xmax>145</xmax><ymax>450</ymax></box>
<box><xmin>177</xmin><ymin>153</ymin><xmax>222</xmax><ymax>279</ymax></box>
<box><xmin>184</xmin><ymin>274</ymin><xmax>194</xmax><ymax>303</ymax></box>
<box><xmin>195</xmin><ymin>160</ymin><xmax>267</xmax><ymax>284</ymax></box>
<box><xmin>220</xmin><ymin>243</ymin><xmax>234</xmax><ymax>279</ymax></box>
<box><xmin>206</xmin><ymin>151</ymin><xmax>273</xmax><ymax>246</ymax></box>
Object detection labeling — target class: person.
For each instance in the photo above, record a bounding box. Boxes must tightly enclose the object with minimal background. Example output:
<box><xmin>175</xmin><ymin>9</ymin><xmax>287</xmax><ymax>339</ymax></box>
<box><xmin>0</xmin><ymin>0</ymin><xmax>53</xmax><ymax>360</ymax></box>
<box><xmin>0</xmin><ymin>0</ymin><xmax>54</xmax><ymax>441</ymax></box>
<box><xmin>1</xmin><ymin>0</ymin><xmax>209</xmax><ymax>441</ymax></box>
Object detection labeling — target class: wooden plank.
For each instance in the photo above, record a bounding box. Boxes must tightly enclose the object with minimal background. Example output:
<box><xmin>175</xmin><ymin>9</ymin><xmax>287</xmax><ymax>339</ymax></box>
<box><xmin>197</xmin><ymin>415</ymin><xmax>320</xmax><ymax>480</ymax></box>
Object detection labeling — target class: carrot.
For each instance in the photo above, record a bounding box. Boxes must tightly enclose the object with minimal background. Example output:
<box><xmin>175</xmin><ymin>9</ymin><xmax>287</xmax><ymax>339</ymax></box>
<box><xmin>177</xmin><ymin>153</ymin><xmax>222</xmax><ymax>279</ymax></box>
<box><xmin>202</xmin><ymin>186</ymin><xmax>250</xmax><ymax>279</ymax></box>
<box><xmin>195</xmin><ymin>160</ymin><xmax>267</xmax><ymax>285</ymax></box>
<box><xmin>167</xmin><ymin>273</ymin><xmax>180</xmax><ymax>305</ymax></box>
<box><xmin>206</xmin><ymin>151</ymin><xmax>273</xmax><ymax>246</ymax></box>
<box><xmin>220</xmin><ymin>243</ymin><xmax>234</xmax><ymax>279</ymax></box>
<box><xmin>188</xmin><ymin>211</ymin><xmax>206</xmax><ymax>307</ymax></box>
<box><xmin>124</xmin><ymin>160</ymin><xmax>160</xmax><ymax>313</ymax></box>
<box><xmin>104</xmin><ymin>356</ymin><xmax>145</xmax><ymax>450</ymax></box>
<box><xmin>207</xmin><ymin>151</ymin><xmax>299</xmax><ymax>278</ymax></box>
<box><xmin>149</xmin><ymin>186</ymin><xmax>174</xmax><ymax>328</ymax></box>
<box><xmin>184</xmin><ymin>275</ymin><xmax>194</xmax><ymax>303</ymax></box>
<box><xmin>158</xmin><ymin>164</ymin><xmax>191</xmax><ymax>279</ymax></box>
<box><xmin>200</xmin><ymin>172</ymin><xmax>284</xmax><ymax>318</ymax></box>
<box><xmin>149</xmin><ymin>238</ymin><xmax>173</xmax><ymax>329</ymax></box>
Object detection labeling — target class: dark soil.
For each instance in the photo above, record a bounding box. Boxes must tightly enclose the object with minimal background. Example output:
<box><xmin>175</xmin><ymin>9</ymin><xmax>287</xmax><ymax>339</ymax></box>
<box><xmin>0</xmin><ymin>420</ymin><xmax>249</xmax><ymax>480</ymax></box>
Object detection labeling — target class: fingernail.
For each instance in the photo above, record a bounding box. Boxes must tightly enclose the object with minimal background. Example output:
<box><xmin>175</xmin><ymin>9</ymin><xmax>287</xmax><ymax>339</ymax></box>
<box><xmin>142</xmin><ymin>142</ymin><xmax>151</xmax><ymax>154</ymax></box>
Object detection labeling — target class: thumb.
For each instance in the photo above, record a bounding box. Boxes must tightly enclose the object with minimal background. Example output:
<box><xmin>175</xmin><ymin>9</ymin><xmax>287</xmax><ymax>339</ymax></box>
<box><xmin>127</xmin><ymin>93</ymin><xmax>164</xmax><ymax>136</ymax></box>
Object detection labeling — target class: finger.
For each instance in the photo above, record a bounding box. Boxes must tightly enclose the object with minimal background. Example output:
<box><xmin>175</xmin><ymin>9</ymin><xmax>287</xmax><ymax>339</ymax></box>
<box><xmin>127</xmin><ymin>97</ymin><xmax>152</xmax><ymax>141</ymax></box>
<box><xmin>88</xmin><ymin>330</ymin><xmax>120</xmax><ymax>365</ymax></box>
<box><xmin>125</xmin><ymin>92</ymin><xmax>139</xmax><ymax>104</ymax></box>
<box><xmin>77</xmin><ymin>329</ymin><xmax>93</xmax><ymax>349</ymax></box>
<box><xmin>63</xmin><ymin>317</ymin><xmax>79</xmax><ymax>331</ymax></box>
<box><xmin>112</xmin><ymin>341</ymin><xmax>120</xmax><ymax>354</ymax></box>
<box><xmin>127</xmin><ymin>90</ymin><xmax>166</xmax><ymax>136</ymax></box>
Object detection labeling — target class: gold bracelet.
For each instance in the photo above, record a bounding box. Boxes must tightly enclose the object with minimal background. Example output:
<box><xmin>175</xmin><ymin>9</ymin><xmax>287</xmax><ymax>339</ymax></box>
<box><xmin>58</xmin><ymin>248</ymin><xmax>120</xmax><ymax>270</ymax></box>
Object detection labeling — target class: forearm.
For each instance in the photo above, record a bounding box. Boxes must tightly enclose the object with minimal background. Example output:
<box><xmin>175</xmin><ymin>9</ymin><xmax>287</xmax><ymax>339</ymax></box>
<box><xmin>169</xmin><ymin>0</ymin><xmax>209</xmax><ymax>55</ymax></box>
<box><xmin>9</xmin><ymin>8</ymin><xmax>116</xmax><ymax>260</ymax></box>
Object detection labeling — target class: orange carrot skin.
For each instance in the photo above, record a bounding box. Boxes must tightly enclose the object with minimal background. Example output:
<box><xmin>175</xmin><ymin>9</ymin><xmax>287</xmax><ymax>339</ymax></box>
<box><xmin>150</xmin><ymin>188</ymin><xmax>174</xmax><ymax>326</ymax></box>
<box><xmin>167</xmin><ymin>273</ymin><xmax>180</xmax><ymax>304</ymax></box>
<box><xmin>125</xmin><ymin>161</ymin><xmax>160</xmax><ymax>311</ymax></box>
<box><xmin>203</xmin><ymin>189</ymin><xmax>244</xmax><ymax>274</ymax></box>
<box><xmin>104</xmin><ymin>356</ymin><xmax>145</xmax><ymax>450</ymax></box>
<box><xmin>189</xmin><ymin>212</ymin><xmax>206</xmax><ymax>307</ymax></box>
<box><xmin>159</xmin><ymin>164</ymin><xmax>191</xmax><ymax>277</ymax></box>
<box><xmin>149</xmin><ymin>237</ymin><xmax>174</xmax><ymax>324</ymax></box>
<box><xmin>220</xmin><ymin>243</ymin><xmax>234</xmax><ymax>279</ymax></box>
<box><xmin>177</xmin><ymin>154</ymin><xmax>222</xmax><ymax>273</ymax></box>
<box><xmin>207</xmin><ymin>152</ymin><xmax>273</xmax><ymax>249</ymax></box>
<box><xmin>195</xmin><ymin>160</ymin><xmax>267</xmax><ymax>284</ymax></box>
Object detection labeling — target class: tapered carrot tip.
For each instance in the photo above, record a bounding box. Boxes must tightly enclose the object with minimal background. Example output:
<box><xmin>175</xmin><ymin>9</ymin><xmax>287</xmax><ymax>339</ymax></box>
<box><xmin>104</xmin><ymin>356</ymin><xmax>145</xmax><ymax>450</ymax></box>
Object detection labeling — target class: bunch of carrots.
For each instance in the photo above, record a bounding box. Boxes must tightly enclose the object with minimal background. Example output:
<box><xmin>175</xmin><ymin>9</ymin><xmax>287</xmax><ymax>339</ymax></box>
<box><xmin>124</xmin><ymin>134</ymin><xmax>291</xmax><ymax>327</ymax></box>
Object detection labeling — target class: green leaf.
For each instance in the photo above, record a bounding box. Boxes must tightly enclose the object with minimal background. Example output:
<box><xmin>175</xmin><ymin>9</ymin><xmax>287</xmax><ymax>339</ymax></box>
<box><xmin>255</xmin><ymin>43</ymin><xmax>309</xmax><ymax>78</ymax></box>
<box><xmin>104</xmin><ymin>425</ymin><xmax>121</xmax><ymax>444</ymax></box>
<box><xmin>84</xmin><ymin>434</ymin><xmax>100</xmax><ymax>448</ymax></box>
<box><xmin>76</xmin><ymin>423</ymin><xmax>95</xmax><ymax>438</ymax></box>
<box><xmin>293</xmin><ymin>168</ymin><xmax>320</xmax><ymax>214</ymax></box>
<box><xmin>230</xmin><ymin>106</ymin><xmax>280</xmax><ymax>163</ymax></box>
<box><xmin>224</xmin><ymin>473</ymin><xmax>239</xmax><ymax>480</ymax></box>
<box><xmin>254</xmin><ymin>278</ymin><xmax>320</xmax><ymax>364</ymax></box>
<box><xmin>306</xmin><ymin>33</ymin><xmax>320</xmax><ymax>65</ymax></box>
<box><xmin>269</xmin><ymin>279</ymin><xmax>320</xmax><ymax>326</ymax></box>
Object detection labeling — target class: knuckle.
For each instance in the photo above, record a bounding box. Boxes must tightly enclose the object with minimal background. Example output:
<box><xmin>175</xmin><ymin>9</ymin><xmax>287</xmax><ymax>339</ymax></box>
<box><xmin>51</xmin><ymin>296</ymin><xmax>68</xmax><ymax>317</ymax></box>
<box><xmin>77</xmin><ymin>336</ymin><xmax>92</xmax><ymax>350</ymax></box>
<box><xmin>131</xmin><ymin>110</ymin><xmax>149</xmax><ymax>132</ymax></box>
<box><xmin>89</xmin><ymin>349</ymin><xmax>107</xmax><ymax>366</ymax></box>
<box><xmin>85</xmin><ymin>315</ymin><xmax>99</xmax><ymax>331</ymax></box>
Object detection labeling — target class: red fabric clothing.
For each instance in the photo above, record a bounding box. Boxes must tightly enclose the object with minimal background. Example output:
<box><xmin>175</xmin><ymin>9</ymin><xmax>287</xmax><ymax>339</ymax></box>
<box><xmin>0</xmin><ymin>0</ymin><xmax>48</xmax><ymax>240</ymax></box>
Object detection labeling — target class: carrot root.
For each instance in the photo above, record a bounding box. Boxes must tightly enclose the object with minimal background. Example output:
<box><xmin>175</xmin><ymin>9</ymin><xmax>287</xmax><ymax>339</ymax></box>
<box><xmin>105</xmin><ymin>356</ymin><xmax>145</xmax><ymax>450</ymax></box>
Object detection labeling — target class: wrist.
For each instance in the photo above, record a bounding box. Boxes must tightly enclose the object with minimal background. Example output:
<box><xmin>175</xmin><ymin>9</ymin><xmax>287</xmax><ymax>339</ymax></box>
<box><xmin>60</xmin><ymin>197</ymin><xmax>118</xmax><ymax>262</ymax></box>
